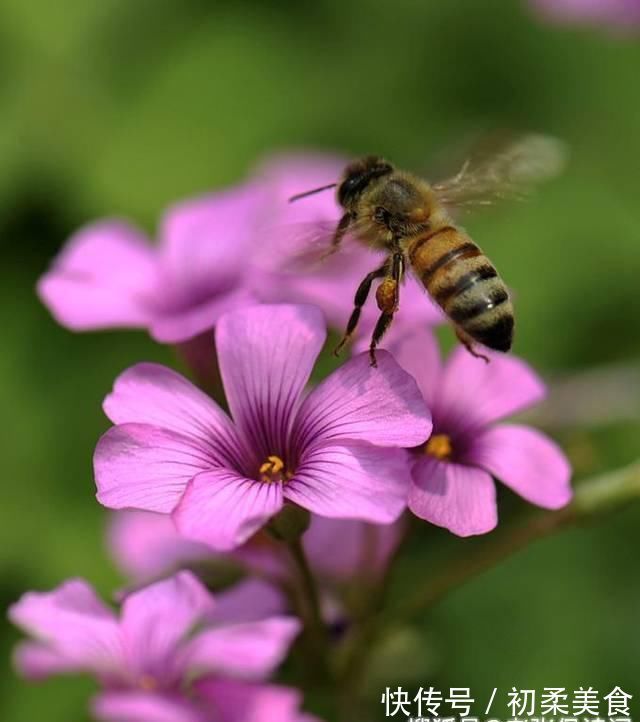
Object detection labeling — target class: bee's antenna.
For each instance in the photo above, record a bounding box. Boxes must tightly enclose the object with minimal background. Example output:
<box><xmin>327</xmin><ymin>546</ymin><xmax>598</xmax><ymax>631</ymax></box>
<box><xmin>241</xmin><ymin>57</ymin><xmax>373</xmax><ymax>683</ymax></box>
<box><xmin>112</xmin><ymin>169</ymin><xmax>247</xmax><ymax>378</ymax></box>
<box><xmin>288</xmin><ymin>183</ymin><xmax>337</xmax><ymax>203</ymax></box>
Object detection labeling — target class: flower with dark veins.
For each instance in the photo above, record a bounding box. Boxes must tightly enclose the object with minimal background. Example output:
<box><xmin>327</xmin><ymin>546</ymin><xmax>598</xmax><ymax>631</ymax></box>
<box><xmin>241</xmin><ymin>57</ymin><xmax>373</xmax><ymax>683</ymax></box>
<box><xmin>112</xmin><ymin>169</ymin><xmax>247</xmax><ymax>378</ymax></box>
<box><xmin>94</xmin><ymin>304</ymin><xmax>431</xmax><ymax>550</ymax></box>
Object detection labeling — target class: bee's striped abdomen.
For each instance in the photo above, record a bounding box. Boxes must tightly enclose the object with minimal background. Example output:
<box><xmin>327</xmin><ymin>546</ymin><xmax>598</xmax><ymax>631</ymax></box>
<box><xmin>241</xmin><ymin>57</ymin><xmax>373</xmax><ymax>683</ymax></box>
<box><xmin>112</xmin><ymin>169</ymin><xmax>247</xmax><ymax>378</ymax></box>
<box><xmin>410</xmin><ymin>226</ymin><xmax>514</xmax><ymax>352</ymax></box>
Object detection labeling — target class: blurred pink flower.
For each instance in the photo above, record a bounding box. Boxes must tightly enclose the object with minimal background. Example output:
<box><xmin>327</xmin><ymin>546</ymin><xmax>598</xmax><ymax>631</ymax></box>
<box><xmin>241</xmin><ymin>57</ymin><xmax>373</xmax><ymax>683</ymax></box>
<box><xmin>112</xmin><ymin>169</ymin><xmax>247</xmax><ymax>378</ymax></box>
<box><xmin>109</xmin><ymin>510</ymin><xmax>403</xmax><ymax>589</ymax></box>
<box><xmin>530</xmin><ymin>0</ymin><xmax>640</xmax><ymax>29</ymax></box>
<box><xmin>9</xmin><ymin>572</ymin><xmax>301</xmax><ymax>722</ymax></box>
<box><xmin>94</xmin><ymin>304</ymin><xmax>431</xmax><ymax>550</ymax></box>
<box><xmin>37</xmin><ymin>154</ymin><xmax>442</xmax><ymax>352</ymax></box>
<box><xmin>37</xmin><ymin>186</ymin><xmax>260</xmax><ymax>343</ymax></box>
<box><xmin>386</xmin><ymin>326</ymin><xmax>572</xmax><ymax>536</ymax></box>
<box><xmin>194</xmin><ymin>679</ymin><xmax>321</xmax><ymax>722</ymax></box>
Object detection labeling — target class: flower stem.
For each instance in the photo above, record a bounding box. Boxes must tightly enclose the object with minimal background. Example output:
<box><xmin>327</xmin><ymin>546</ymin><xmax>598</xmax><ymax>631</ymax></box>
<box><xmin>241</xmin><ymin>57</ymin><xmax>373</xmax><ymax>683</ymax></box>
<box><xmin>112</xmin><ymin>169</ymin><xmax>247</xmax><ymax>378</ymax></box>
<box><xmin>286</xmin><ymin>537</ymin><xmax>330</xmax><ymax>676</ymax></box>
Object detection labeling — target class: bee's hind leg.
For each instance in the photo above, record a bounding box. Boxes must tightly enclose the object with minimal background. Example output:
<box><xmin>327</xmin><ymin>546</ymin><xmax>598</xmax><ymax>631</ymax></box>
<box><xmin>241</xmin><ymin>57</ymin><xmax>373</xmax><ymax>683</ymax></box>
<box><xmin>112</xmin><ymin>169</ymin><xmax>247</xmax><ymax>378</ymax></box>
<box><xmin>334</xmin><ymin>262</ymin><xmax>388</xmax><ymax>357</ymax></box>
<box><xmin>368</xmin><ymin>252</ymin><xmax>404</xmax><ymax>367</ymax></box>
<box><xmin>455</xmin><ymin>326</ymin><xmax>490</xmax><ymax>363</ymax></box>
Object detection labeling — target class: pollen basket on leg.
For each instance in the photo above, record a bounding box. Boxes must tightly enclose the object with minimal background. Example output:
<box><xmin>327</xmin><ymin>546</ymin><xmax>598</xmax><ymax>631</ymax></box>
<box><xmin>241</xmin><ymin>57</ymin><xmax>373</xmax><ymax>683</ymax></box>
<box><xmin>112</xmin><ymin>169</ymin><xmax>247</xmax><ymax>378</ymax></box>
<box><xmin>258</xmin><ymin>454</ymin><xmax>292</xmax><ymax>483</ymax></box>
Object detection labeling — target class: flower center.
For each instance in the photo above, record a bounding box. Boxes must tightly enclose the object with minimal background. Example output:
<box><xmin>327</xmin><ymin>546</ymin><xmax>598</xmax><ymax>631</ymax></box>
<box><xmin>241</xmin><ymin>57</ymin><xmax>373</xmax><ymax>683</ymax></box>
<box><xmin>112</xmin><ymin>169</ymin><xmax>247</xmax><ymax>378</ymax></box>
<box><xmin>259</xmin><ymin>454</ymin><xmax>291</xmax><ymax>483</ymax></box>
<box><xmin>424</xmin><ymin>433</ymin><xmax>453</xmax><ymax>461</ymax></box>
<box><xmin>137</xmin><ymin>674</ymin><xmax>158</xmax><ymax>692</ymax></box>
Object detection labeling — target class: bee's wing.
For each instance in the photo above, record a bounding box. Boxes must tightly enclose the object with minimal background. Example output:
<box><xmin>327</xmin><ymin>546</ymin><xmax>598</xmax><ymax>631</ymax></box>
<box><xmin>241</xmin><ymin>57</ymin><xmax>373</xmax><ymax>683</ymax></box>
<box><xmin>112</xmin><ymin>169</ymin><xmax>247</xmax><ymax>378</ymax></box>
<box><xmin>255</xmin><ymin>220</ymin><xmax>364</xmax><ymax>274</ymax></box>
<box><xmin>431</xmin><ymin>133</ymin><xmax>567</xmax><ymax>212</ymax></box>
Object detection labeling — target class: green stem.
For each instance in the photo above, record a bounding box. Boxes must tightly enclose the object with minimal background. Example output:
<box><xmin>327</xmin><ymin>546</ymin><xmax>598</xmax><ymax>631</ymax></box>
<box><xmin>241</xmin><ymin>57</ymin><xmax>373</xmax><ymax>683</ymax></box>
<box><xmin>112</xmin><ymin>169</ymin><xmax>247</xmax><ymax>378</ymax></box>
<box><xmin>287</xmin><ymin>537</ymin><xmax>330</xmax><ymax>676</ymax></box>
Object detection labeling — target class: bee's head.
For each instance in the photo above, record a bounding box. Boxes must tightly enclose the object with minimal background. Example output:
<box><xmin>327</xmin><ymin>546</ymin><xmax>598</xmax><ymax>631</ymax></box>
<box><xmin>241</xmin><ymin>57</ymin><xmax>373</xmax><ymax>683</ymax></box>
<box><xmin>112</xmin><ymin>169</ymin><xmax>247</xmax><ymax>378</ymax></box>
<box><xmin>337</xmin><ymin>156</ymin><xmax>393</xmax><ymax>208</ymax></box>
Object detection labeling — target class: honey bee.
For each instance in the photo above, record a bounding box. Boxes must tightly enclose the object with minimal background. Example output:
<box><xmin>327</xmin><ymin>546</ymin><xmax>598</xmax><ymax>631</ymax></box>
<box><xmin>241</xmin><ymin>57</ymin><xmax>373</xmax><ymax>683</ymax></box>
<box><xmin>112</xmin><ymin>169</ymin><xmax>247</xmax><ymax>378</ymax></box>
<box><xmin>289</xmin><ymin>134</ymin><xmax>565</xmax><ymax>365</ymax></box>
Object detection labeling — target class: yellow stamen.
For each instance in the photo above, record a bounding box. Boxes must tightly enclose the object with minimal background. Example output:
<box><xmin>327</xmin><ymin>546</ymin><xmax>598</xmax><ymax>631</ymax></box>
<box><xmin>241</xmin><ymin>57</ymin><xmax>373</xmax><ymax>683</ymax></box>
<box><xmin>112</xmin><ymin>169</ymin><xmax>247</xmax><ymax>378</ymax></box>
<box><xmin>425</xmin><ymin>433</ymin><xmax>453</xmax><ymax>461</ymax></box>
<box><xmin>259</xmin><ymin>455</ymin><xmax>289</xmax><ymax>482</ymax></box>
<box><xmin>138</xmin><ymin>674</ymin><xmax>158</xmax><ymax>691</ymax></box>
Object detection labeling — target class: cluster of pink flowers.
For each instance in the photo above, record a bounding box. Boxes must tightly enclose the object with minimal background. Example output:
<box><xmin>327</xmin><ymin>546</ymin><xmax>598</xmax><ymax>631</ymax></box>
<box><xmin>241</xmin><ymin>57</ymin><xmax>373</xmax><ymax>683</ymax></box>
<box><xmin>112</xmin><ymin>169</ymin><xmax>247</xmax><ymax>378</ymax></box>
<box><xmin>11</xmin><ymin>153</ymin><xmax>572</xmax><ymax>721</ymax></box>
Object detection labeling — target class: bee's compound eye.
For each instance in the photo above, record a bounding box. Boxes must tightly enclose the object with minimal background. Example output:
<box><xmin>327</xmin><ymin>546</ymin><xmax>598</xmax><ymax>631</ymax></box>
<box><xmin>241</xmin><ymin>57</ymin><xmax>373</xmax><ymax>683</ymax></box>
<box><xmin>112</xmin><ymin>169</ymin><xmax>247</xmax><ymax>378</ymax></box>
<box><xmin>338</xmin><ymin>174</ymin><xmax>364</xmax><ymax>205</ymax></box>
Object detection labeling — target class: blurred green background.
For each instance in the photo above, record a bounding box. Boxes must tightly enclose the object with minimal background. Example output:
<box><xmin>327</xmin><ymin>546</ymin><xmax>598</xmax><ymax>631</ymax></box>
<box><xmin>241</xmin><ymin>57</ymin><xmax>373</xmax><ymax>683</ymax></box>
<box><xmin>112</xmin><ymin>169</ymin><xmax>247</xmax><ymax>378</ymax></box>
<box><xmin>2</xmin><ymin>0</ymin><xmax>640</xmax><ymax>720</ymax></box>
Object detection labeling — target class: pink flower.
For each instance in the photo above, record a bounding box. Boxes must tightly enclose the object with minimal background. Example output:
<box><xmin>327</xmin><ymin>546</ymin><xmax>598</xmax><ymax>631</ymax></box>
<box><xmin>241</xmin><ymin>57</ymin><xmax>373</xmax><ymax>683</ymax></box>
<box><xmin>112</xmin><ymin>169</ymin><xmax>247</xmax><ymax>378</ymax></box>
<box><xmin>193</xmin><ymin>679</ymin><xmax>321</xmax><ymax>722</ymax></box>
<box><xmin>37</xmin><ymin>186</ymin><xmax>261</xmax><ymax>343</ymax></box>
<box><xmin>388</xmin><ymin>325</ymin><xmax>572</xmax><ymax>536</ymax></box>
<box><xmin>8</xmin><ymin>572</ymin><xmax>301</xmax><ymax>722</ymax></box>
<box><xmin>251</xmin><ymin>153</ymin><xmax>443</xmax><ymax>334</ymax></box>
<box><xmin>530</xmin><ymin>0</ymin><xmax>640</xmax><ymax>30</ymax></box>
<box><xmin>95</xmin><ymin>304</ymin><xmax>431</xmax><ymax>549</ymax></box>
<box><xmin>109</xmin><ymin>510</ymin><xmax>403</xmax><ymax>588</ymax></box>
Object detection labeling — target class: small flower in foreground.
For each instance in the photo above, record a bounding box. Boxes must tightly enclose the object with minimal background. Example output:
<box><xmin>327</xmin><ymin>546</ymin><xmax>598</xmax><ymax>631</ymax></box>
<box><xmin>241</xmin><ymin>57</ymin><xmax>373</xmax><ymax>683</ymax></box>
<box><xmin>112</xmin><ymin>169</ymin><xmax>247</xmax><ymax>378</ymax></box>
<box><xmin>387</xmin><ymin>325</ymin><xmax>572</xmax><ymax>536</ymax></box>
<box><xmin>37</xmin><ymin>186</ymin><xmax>261</xmax><ymax>343</ymax></box>
<box><xmin>94</xmin><ymin>304</ymin><xmax>431</xmax><ymax>549</ymax></box>
<box><xmin>8</xmin><ymin>572</ymin><xmax>300</xmax><ymax>722</ymax></box>
<box><xmin>530</xmin><ymin>0</ymin><xmax>640</xmax><ymax>30</ymax></box>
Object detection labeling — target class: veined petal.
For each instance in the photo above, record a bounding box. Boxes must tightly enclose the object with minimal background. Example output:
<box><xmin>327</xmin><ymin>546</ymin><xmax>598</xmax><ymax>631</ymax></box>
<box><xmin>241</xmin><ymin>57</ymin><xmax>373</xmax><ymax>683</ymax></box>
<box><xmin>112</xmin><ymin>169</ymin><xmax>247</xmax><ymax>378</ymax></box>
<box><xmin>121</xmin><ymin>572</ymin><xmax>214</xmax><ymax>682</ymax></box>
<box><xmin>37</xmin><ymin>221</ymin><xmax>156</xmax><ymax>330</ymax></box>
<box><xmin>471</xmin><ymin>424</ymin><xmax>573</xmax><ymax>509</ymax></box>
<box><xmin>182</xmin><ymin>617</ymin><xmax>300</xmax><ymax>680</ymax></box>
<box><xmin>8</xmin><ymin>579</ymin><xmax>123</xmax><ymax>679</ymax></box>
<box><xmin>93</xmin><ymin>691</ymin><xmax>206</xmax><ymax>722</ymax></box>
<box><xmin>409</xmin><ymin>457</ymin><xmax>497</xmax><ymax>536</ymax></box>
<box><xmin>293</xmin><ymin>351</ymin><xmax>431</xmax><ymax>449</ymax></box>
<box><xmin>435</xmin><ymin>346</ymin><xmax>546</xmax><ymax>433</ymax></box>
<box><xmin>103</xmin><ymin>363</ymin><xmax>246</xmax><ymax>469</ymax></box>
<box><xmin>216</xmin><ymin>305</ymin><xmax>326</xmax><ymax>456</ymax></box>
<box><xmin>95</xmin><ymin>424</ymin><xmax>216</xmax><ymax>513</ymax></box>
<box><xmin>195</xmin><ymin>679</ymin><xmax>316</xmax><ymax>722</ymax></box>
<box><xmin>173</xmin><ymin>470</ymin><xmax>284</xmax><ymax>550</ymax></box>
<box><xmin>285</xmin><ymin>441</ymin><xmax>410</xmax><ymax>523</ymax></box>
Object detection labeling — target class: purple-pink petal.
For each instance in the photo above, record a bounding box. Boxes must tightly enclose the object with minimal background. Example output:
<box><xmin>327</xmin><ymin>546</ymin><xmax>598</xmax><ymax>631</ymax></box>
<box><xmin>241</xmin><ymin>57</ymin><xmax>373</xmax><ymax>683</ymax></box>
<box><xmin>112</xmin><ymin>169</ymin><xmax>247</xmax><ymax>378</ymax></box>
<box><xmin>211</xmin><ymin>579</ymin><xmax>288</xmax><ymax>624</ymax></box>
<box><xmin>195</xmin><ymin>679</ymin><xmax>320</xmax><ymax>722</ymax></box>
<box><xmin>102</xmin><ymin>363</ymin><xmax>244</xmax><ymax>467</ymax></box>
<box><xmin>108</xmin><ymin>511</ymin><xmax>216</xmax><ymax>584</ymax></box>
<box><xmin>37</xmin><ymin>221</ymin><xmax>157</xmax><ymax>330</ymax></box>
<box><xmin>303</xmin><ymin>516</ymin><xmax>405</xmax><ymax>581</ymax></box>
<box><xmin>409</xmin><ymin>456</ymin><xmax>498</xmax><ymax>536</ymax></box>
<box><xmin>158</xmin><ymin>186</ymin><xmax>261</xmax><ymax>292</ymax></box>
<box><xmin>120</xmin><ymin>572</ymin><xmax>215</xmax><ymax>682</ymax></box>
<box><xmin>376</xmin><ymin>323</ymin><xmax>443</xmax><ymax>408</ymax></box>
<box><xmin>149</xmin><ymin>287</ymin><xmax>256</xmax><ymax>344</ymax></box>
<box><xmin>293</xmin><ymin>351</ymin><xmax>431</xmax><ymax>449</ymax></box>
<box><xmin>93</xmin><ymin>691</ymin><xmax>206</xmax><ymax>722</ymax></box>
<box><xmin>471</xmin><ymin>424</ymin><xmax>573</xmax><ymax>509</ymax></box>
<box><xmin>434</xmin><ymin>346</ymin><xmax>546</xmax><ymax>433</ymax></box>
<box><xmin>173</xmin><ymin>469</ymin><xmax>284</xmax><ymax>550</ymax></box>
<box><xmin>8</xmin><ymin>579</ymin><xmax>123</xmax><ymax>680</ymax></box>
<box><xmin>95</xmin><ymin>424</ymin><xmax>215</xmax><ymax>513</ymax></box>
<box><xmin>286</xmin><ymin>442</ymin><xmax>411</xmax><ymax>523</ymax></box>
<box><xmin>182</xmin><ymin>617</ymin><xmax>300</xmax><ymax>680</ymax></box>
<box><xmin>216</xmin><ymin>304</ymin><xmax>326</xmax><ymax>456</ymax></box>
